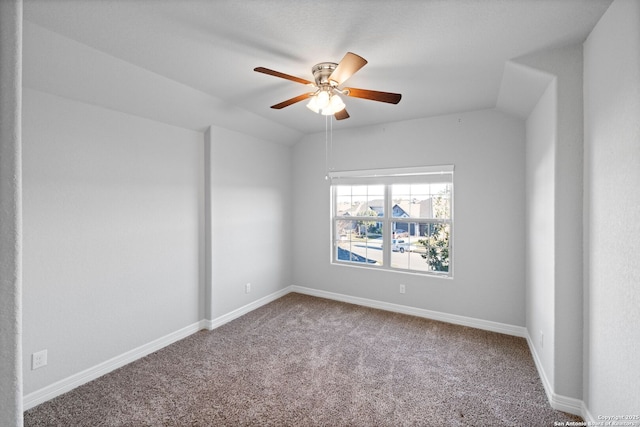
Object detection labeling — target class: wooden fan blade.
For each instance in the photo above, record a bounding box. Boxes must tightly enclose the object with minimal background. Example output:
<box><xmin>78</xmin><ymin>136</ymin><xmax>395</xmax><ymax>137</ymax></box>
<box><xmin>270</xmin><ymin>93</ymin><xmax>313</xmax><ymax>109</ymax></box>
<box><xmin>344</xmin><ymin>87</ymin><xmax>402</xmax><ymax>104</ymax></box>
<box><xmin>328</xmin><ymin>52</ymin><xmax>368</xmax><ymax>85</ymax></box>
<box><xmin>334</xmin><ymin>109</ymin><xmax>350</xmax><ymax>120</ymax></box>
<box><xmin>254</xmin><ymin>67</ymin><xmax>314</xmax><ymax>86</ymax></box>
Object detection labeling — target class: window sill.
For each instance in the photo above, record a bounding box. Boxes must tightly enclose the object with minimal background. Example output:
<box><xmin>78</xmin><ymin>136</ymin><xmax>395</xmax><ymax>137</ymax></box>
<box><xmin>330</xmin><ymin>260</ymin><xmax>453</xmax><ymax>280</ymax></box>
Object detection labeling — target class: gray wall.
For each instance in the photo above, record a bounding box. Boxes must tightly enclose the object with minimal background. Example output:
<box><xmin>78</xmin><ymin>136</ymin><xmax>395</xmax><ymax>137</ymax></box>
<box><xmin>525</xmin><ymin>79</ymin><xmax>557</xmax><ymax>392</ymax></box>
<box><xmin>519</xmin><ymin>43</ymin><xmax>585</xmax><ymax>401</ymax></box>
<box><xmin>0</xmin><ymin>0</ymin><xmax>24</xmax><ymax>424</ymax></box>
<box><xmin>22</xmin><ymin>89</ymin><xmax>205</xmax><ymax>394</ymax></box>
<box><xmin>292</xmin><ymin>109</ymin><xmax>526</xmax><ymax>326</ymax></box>
<box><xmin>207</xmin><ymin>125</ymin><xmax>292</xmax><ymax>319</ymax></box>
<box><xmin>584</xmin><ymin>0</ymin><xmax>640</xmax><ymax>414</ymax></box>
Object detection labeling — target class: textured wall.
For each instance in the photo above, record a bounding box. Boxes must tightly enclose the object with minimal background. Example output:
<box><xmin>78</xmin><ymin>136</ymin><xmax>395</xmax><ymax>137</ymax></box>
<box><xmin>0</xmin><ymin>0</ymin><xmax>24</xmax><ymax>425</ymax></box>
<box><xmin>584</xmin><ymin>0</ymin><xmax>640</xmax><ymax>415</ymax></box>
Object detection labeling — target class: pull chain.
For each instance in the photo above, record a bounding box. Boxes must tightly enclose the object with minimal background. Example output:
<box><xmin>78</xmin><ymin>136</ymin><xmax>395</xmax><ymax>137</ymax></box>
<box><xmin>325</xmin><ymin>114</ymin><xmax>329</xmax><ymax>180</ymax></box>
<box><xmin>324</xmin><ymin>114</ymin><xmax>334</xmax><ymax>181</ymax></box>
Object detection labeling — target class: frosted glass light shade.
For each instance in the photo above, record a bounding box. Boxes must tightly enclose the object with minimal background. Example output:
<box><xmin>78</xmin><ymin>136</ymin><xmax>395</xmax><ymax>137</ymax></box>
<box><xmin>306</xmin><ymin>96</ymin><xmax>320</xmax><ymax>113</ymax></box>
<box><xmin>307</xmin><ymin>92</ymin><xmax>346</xmax><ymax>115</ymax></box>
<box><xmin>316</xmin><ymin>90</ymin><xmax>330</xmax><ymax>108</ymax></box>
<box><xmin>329</xmin><ymin>94</ymin><xmax>345</xmax><ymax>113</ymax></box>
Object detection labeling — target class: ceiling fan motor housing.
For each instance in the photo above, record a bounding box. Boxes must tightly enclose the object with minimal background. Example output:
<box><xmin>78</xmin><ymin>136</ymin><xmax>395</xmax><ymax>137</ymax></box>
<box><xmin>312</xmin><ymin>62</ymin><xmax>339</xmax><ymax>88</ymax></box>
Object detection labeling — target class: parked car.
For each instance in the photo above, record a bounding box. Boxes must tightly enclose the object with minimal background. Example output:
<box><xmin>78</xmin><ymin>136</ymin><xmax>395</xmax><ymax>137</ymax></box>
<box><xmin>392</xmin><ymin>239</ymin><xmax>410</xmax><ymax>253</ymax></box>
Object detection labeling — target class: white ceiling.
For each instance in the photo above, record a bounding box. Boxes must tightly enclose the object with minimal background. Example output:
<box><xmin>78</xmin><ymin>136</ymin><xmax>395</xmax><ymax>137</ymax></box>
<box><xmin>23</xmin><ymin>0</ymin><xmax>612</xmax><ymax>143</ymax></box>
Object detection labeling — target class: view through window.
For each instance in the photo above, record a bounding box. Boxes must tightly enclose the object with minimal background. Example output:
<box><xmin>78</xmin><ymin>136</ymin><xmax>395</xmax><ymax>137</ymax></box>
<box><xmin>331</xmin><ymin>166</ymin><xmax>453</xmax><ymax>277</ymax></box>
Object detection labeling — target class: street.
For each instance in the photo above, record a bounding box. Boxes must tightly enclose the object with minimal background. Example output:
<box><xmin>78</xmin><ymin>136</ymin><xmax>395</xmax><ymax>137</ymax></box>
<box><xmin>337</xmin><ymin>238</ymin><xmax>431</xmax><ymax>272</ymax></box>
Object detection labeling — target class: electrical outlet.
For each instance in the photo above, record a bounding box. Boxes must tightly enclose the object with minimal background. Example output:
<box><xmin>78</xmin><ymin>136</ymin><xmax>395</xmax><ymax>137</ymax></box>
<box><xmin>540</xmin><ymin>331</ymin><xmax>544</xmax><ymax>348</ymax></box>
<box><xmin>32</xmin><ymin>350</ymin><xmax>48</xmax><ymax>370</ymax></box>
<box><xmin>399</xmin><ymin>284</ymin><xmax>406</xmax><ymax>294</ymax></box>
<box><xmin>245</xmin><ymin>283</ymin><xmax>251</xmax><ymax>294</ymax></box>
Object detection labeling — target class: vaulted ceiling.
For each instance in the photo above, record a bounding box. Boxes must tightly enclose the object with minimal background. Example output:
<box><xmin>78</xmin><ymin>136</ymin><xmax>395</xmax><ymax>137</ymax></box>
<box><xmin>23</xmin><ymin>0</ymin><xmax>612</xmax><ymax>144</ymax></box>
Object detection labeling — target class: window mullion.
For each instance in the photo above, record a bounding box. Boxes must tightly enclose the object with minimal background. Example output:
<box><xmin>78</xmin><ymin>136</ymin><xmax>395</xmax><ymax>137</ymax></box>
<box><xmin>383</xmin><ymin>184</ymin><xmax>391</xmax><ymax>267</ymax></box>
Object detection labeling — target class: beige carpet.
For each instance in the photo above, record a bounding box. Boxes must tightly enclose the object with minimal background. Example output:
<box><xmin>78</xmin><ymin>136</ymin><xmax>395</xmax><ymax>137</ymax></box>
<box><xmin>24</xmin><ymin>293</ymin><xmax>582</xmax><ymax>426</ymax></box>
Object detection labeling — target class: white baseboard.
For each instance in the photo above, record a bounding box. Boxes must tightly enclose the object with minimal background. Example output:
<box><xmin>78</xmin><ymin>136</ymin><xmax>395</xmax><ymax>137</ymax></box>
<box><xmin>203</xmin><ymin>287</ymin><xmax>291</xmax><ymax>330</ymax></box>
<box><xmin>24</xmin><ymin>284</ymin><xmax>594</xmax><ymax>421</ymax></box>
<box><xmin>524</xmin><ymin>332</ymin><xmax>586</xmax><ymax>417</ymax></box>
<box><xmin>293</xmin><ymin>286</ymin><xmax>598</xmax><ymax>419</ymax></box>
<box><xmin>582</xmin><ymin>403</ymin><xmax>596</xmax><ymax>424</ymax></box>
<box><xmin>24</xmin><ymin>287</ymin><xmax>293</xmax><ymax>410</ymax></box>
<box><xmin>23</xmin><ymin>319</ymin><xmax>208</xmax><ymax>410</ymax></box>
<box><xmin>290</xmin><ymin>285</ymin><xmax>528</xmax><ymax>337</ymax></box>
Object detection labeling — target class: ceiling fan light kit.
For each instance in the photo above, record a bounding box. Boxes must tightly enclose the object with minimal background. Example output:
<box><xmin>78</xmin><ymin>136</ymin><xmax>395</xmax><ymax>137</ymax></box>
<box><xmin>254</xmin><ymin>52</ymin><xmax>401</xmax><ymax>120</ymax></box>
<box><xmin>306</xmin><ymin>92</ymin><xmax>346</xmax><ymax>116</ymax></box>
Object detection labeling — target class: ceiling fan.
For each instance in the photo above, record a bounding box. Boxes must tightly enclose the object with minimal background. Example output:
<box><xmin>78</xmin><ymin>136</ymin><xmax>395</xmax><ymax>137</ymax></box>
<box><xmin>254</xmin><ymin>52</ymin><xmax>402</xmax><ymax>120</ymax></box>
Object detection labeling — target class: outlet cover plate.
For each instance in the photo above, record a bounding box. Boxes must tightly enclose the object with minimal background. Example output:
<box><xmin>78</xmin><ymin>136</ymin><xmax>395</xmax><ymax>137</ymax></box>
<box><xmin>32</xmin><ymin>349</ymin><xmax>47</xmax><ymax>370</ymax></box>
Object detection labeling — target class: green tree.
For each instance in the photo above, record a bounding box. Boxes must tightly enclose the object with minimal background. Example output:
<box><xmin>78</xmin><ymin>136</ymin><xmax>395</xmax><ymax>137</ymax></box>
<box><xmin>419</xmin><ymin>223</ymin><xmax>449</xmax><ymax>272</ymax></box>
<box><xmin>418</xmin><ymin>192</ymin><xmax>450</xmax><ymax>272</ymax></box>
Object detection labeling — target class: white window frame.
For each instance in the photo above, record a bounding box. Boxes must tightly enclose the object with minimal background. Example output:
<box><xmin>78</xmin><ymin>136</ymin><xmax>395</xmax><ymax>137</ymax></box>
<box><xmin>329</xmin><ymin>165</ymin><xmax>454</xmax><ymax>278</ymax></box>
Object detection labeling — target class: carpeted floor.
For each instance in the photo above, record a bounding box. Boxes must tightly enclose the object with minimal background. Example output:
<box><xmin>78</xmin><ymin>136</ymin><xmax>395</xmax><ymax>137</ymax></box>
<box><xmin>24</xmin><ymin>293</ymin><xmax>582</xmax><ymax>426</ymax></box>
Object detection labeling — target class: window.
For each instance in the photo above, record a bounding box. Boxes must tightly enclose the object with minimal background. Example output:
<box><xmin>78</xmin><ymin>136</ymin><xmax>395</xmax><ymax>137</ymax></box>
<box><xmin>330</xmin><ymin>166</ymin><xmax>453</xmax><ymax>277</ymax></box>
